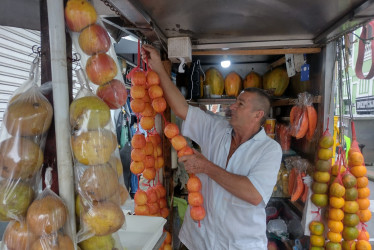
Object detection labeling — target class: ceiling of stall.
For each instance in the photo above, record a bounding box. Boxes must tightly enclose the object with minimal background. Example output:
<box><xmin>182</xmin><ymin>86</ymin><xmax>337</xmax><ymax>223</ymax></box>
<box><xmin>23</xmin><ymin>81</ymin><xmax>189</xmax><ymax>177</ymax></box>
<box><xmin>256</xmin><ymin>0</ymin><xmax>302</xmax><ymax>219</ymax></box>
<box><xmin>1</xmin><ymin>0</ymin><xmax>374</xmax><ymax>64</ymax></box>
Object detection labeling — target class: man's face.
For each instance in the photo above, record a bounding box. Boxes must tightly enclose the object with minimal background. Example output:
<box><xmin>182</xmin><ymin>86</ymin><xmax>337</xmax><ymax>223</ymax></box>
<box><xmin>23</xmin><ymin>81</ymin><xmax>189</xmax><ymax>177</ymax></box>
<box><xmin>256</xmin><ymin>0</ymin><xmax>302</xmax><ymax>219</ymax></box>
<box><xmin>229</xmin><ymin>92</ymin><xmax>260</xmax><ymax>128</ymax></box>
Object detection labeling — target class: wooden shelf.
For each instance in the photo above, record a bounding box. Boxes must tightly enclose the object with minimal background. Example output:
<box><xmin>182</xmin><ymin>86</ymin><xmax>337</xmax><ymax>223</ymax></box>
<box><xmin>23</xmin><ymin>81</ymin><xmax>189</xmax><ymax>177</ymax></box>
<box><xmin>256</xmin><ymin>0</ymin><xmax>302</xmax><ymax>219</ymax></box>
<box><xmin>271</xmin><ymin>95</ymin><xmax>322</xmax><ymax>107</ymax></box>
<box><xmin>188</xmin><ymin>95</ymin><xmax>322</xmax><ymax>107</ymax></box>
<box><xmin>188</xmin><ymin>98</ymin><xmax>236</xmax><ymax>105</ymax></box>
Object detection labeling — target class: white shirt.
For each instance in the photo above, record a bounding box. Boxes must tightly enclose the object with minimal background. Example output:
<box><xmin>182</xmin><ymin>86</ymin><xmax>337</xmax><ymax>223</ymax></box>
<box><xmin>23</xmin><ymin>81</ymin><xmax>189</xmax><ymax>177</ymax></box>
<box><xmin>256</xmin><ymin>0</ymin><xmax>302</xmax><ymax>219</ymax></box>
<box><xmin>179</xmin><ymin>106</ymin><xmax>282</xmax><ymax>250</ymax></box>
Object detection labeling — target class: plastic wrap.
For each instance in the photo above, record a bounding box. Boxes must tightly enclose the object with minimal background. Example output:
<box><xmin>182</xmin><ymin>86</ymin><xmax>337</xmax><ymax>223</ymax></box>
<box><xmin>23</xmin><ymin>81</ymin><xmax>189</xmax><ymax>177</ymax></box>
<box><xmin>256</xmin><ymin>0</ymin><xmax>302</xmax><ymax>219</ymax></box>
<box><xmin>289</xmin><ymin>92</ymin><xmax>317</xmax><ymax>140</ymax></box>
<box><xmin>64</xmin><ymin>0</ymin><xmax>127</xmax><ymax>109</ymax></box>
<box><xmin>69</xmin><ymin>73</ymin><xmax>128</xmax><ymax>243</ymax></box>
<box><xmin>0</xmin><ymin>57</ymin><xmax>52</xmax><ymax>223</ymax></box>
<box><xmin>275</xmin><ymin>123</ymin><xmax>291</xmax><ymax>152</ymax></box>
<box><xmin>15</xmin><ymin>168</ymin><xmax>74</xmax><ymax>250</ymax></box>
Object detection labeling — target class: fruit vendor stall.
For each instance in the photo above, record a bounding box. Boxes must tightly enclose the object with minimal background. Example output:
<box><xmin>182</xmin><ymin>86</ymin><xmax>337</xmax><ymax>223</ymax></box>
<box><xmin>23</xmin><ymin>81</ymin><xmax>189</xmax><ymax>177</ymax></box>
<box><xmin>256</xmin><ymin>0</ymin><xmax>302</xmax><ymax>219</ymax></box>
<box><xmin>0</xmin><ymin>0</ymin><xmax>374</xmax><ymax>250</ymax></box>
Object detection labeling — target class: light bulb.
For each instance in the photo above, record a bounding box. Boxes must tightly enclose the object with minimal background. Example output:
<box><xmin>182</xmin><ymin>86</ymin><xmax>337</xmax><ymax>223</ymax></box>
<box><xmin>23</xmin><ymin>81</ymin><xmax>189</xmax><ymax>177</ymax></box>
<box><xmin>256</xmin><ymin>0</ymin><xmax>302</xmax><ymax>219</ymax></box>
<box><xmin>221</xmin><ymin>60</ymin><xmax>231</xmax><ymax>68</ymax></box>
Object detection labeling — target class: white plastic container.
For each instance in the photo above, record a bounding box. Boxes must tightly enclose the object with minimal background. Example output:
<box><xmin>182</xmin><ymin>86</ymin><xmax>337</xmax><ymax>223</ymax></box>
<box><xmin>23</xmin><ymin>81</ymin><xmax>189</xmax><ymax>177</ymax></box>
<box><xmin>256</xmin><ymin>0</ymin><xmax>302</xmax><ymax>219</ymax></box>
<box><xmin>118</xmin><ymin>214</ymin><xmax>167</xmax><ymax>250</ymax></box>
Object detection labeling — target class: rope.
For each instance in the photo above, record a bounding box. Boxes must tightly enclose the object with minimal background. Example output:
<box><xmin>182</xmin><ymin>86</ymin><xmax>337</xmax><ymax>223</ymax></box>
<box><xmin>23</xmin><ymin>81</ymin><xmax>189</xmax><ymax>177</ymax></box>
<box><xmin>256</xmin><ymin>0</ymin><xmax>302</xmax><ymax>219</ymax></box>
<box><xmin>342</xmin><ymin>36</ymin><xmax>354</xmax><ymax>121</ymax></box>
<box><xmin>337</xmin><ymin>38</ymin><xmax>345</xmax><ymax>148</ymax></box>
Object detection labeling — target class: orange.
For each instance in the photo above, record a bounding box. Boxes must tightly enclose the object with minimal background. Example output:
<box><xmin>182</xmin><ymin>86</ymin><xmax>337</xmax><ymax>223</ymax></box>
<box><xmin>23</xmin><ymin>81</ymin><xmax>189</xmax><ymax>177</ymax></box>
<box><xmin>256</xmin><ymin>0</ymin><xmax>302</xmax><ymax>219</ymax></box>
<box><xmin>357</xmin><ymin>209</ymin><xmax>372</xmax><ymax>222</ymax></box>
<box><xmin>330</xmin><ymin>182</ymin><xmax>346</xmax><ymax>197</ymax></box>
<box><xmin>343</xmin><ymin>201</ymin><xmax>359</xmax><ymax>213</ymax></box>
<box><xmin>310</xmin><ymin>235</ymin><xmax>326</xmax><ymax>247</ymax></box>
<box><xmin>343</xmin><ymin>213</ymin><xmax>360</xmax><ymax>227</ymax></box>
<box><xmin>318</xmin><ymin>148</ymin><xmax>333</xmax><ymax>160</ymax></box>
<box><xmin>342</xmin><ymin>240</ymin><xmax>356</xmax><ymax>250</ymax></box>
<box><xmin>348</xmin><ymin>151</ymin><xmax>364</xmax><ymax>167</ymax></box>
<box><xmin>342</xmin><ymin>226</ymin><xmax>359</xmax><ymax>241</ymax></box>
<box><xmin>350</xmin><ymin>166</ymin><xmax>367</xmax><ymax>178</ymax></box>
<box><xmin>326</xmin><ymin>242</ymin><xmax>343</xmax><ymax>250</ymax></box>
<box><xmin>345</xmin><ymin>188</ymin><xmax>358</xmax><ymax>201</ymax></box>
<box><xmin>357</xmin><ymin>230</ymin><xmax>370</xmax><ymax>241</ymax></box>
<box><xmin>165</xmin><ymin>231</ymin><xmax>172</xmax><ymax>244</ymax></box>
<box><xmin>309</xmin><ymin>221</ymin><xmax>325</xmax><ymax>236</ymax></box>
<box><xmin>327</xmin><ymin>231</ymin><xmax>342</xmax><ymax>243</ymax></box>
<box><xmin>330</xmin><ymin>196</ymin><xmax>345</xmax><ymax>209</ymax></box>
<box><xmin>328</xmin><ymin>220</ymin><xmax>344</xmax><ymax>233</ymax></box>
<box><xmin>311</xmin><ymin>194</ymin><xmax>329</xmax><ymax>207</ymax></box>
<box><xmin>342</xmin><ymin>173</ymin><xmax>357</xmax><ymax>188</ymax></box>
<box><xmin>316</xmin><ymin>159</ymin><xmax>332</xmax><ymax>172</ymax></box>
<box><xmin>357</xmin><ymin>198</ymin><xmax>370</xmax><ymax>210</ymax></box>
<box><xmin>314</xmin><ymin>171</ymin><xmax>331</xmax><ymax>183</ymax></box>
<box><xmin>312</xmin><ymin>182</ymin><xmax>329</xmax><ymax>194</ymax></box>
<box><xmin>311</xmin><ymin>247</ymin><xmax>325</xmax><ymax>250</ymax></box>
<box><xmin>358</xmin><ymin>187</ymin><xmax>370</xmax><ymax>199</ymax></box>
<box><xmin>331</xmin><ymin>164</ymin><xmax>346</xmax><ymax>176</ymax></box>
<box><xmin>329</xmin><ymin>208</ymin><xmax>344</xmax><ymax>221</ymax></box>
<box><xmin>319</xmin><ymin>135</ymin><xmax>334</xmax><ymax>148</ymax></box>
<box><xmin>356</xmin><ymin>240</ymin><xmax>371</xmax><ymax>250</ymax></box>
<box><xmin>357</xmin><ymin>177</ymin><xmax>369</xmax><ymax>188</ymax></box>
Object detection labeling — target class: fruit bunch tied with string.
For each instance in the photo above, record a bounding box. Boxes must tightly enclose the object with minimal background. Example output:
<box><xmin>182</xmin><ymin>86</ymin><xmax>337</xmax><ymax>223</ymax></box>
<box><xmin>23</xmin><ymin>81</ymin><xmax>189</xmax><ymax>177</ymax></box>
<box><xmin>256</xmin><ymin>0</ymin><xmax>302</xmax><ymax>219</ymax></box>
<box><xmin>325</xmin><ymin>148</ymin><xmax>346</xmax><ymax>248</ymax></box>
<box><xmin>64</xmin><ymin>0</ymin><xmax>128</xmax><ymax>109</ymax></box>
<box><xmin>347</xmin><ymin>121</ymin><xmax>372</xmax><ymax>249</ymax></box>
<box><xmin>164</xmin><ymin>122</ymin><xmax>206</xmax><ymax>224</ymax></box>
<box><xmin>308</xmin><ymin>120</ymin><xmax>334</xmax><ymax>249</ymax></box>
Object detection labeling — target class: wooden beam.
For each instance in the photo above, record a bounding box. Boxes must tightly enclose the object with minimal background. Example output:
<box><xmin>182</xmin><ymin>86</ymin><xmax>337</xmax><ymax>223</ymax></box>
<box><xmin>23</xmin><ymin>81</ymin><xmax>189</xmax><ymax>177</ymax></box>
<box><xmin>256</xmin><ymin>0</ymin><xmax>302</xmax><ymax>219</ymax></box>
<box><xmin>269</xmin><ymin>57</ymin><xmax>286</xmax><ymax>69</ymax></box>
<box><xmin>192</xmin><ymin>47</ymin><xmax>321</xmax><ymax>56</ymax></box>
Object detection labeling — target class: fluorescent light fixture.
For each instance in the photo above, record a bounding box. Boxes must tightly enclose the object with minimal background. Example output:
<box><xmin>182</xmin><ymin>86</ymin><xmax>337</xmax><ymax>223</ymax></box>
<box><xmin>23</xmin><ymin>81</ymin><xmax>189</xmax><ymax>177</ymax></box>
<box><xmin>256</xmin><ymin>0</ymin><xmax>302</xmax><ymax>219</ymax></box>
<box><xmin>221</xmin><ymin>60</ymin><xmax>231</xmax><ymax>68</ymax></box>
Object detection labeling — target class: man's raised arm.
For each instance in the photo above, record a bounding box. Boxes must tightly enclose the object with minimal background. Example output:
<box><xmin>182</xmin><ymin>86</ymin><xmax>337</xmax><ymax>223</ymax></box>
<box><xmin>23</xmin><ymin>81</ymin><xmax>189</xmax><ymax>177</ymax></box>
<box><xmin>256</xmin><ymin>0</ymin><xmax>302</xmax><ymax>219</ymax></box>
<box><xmin>141</xmin><ymin>44</ymin><xmax>189</xmax><ymax>120</ymax></box>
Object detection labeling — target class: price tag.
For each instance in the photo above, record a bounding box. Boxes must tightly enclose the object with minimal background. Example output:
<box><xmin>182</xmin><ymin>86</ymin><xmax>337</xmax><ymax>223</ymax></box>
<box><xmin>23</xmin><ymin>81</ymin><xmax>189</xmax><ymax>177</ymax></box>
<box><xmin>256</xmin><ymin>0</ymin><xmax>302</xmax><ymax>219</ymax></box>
<box><xmin>300</xmin><ymin>63</ymin><xmax>310</xmax><ymax>81</ymax></box>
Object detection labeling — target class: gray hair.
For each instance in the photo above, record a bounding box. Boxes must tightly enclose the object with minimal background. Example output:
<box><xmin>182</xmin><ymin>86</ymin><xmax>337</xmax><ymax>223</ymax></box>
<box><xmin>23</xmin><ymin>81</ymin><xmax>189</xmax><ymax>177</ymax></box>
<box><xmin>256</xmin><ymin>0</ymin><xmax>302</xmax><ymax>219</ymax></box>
<box><xmin>242</xmin><ymin>87</ymin><xmax>271</xmax><ymax>125</ymax></box>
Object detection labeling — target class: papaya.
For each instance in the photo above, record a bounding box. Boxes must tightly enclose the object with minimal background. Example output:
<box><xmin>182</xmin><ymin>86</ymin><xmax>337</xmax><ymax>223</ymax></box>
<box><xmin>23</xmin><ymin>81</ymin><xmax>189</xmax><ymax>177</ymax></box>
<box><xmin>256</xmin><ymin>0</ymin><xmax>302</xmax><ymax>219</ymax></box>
<box><xmin>205</xmin><ymin>67</ymin><xmax>224</xmax><ymax>96</ymax></box>
<box><xmin>290</xmin><ymin>106</ymin><xmax>309</xmax><ymax>139</ymax></box>
<box><xmin>291</xmin><ymin>172</ymin><xmax>304</xmax><ymax>202</ymax></box>
<box><xmin>295</xmin><ymin>110</ymin><xmax>309</xmax><ymax>139</ymax></box>
<box><xmin>243</xmin><ymin>70</ymin><xmax>262</xmax><ymax>89</ymax></box>
<box><xmin>306</xmin><ymin>105</ymin><xmax>317</xmax><ymax>141</ymax></box>
<box><xmin>263</xmin><ymin>67</ymin><xmax>289</xmax><ymax>96</ymax></box>
<box><xmin>224</xmin><ymin>71</ymin><xmax>242</xmax><ymax>97</ymax></box>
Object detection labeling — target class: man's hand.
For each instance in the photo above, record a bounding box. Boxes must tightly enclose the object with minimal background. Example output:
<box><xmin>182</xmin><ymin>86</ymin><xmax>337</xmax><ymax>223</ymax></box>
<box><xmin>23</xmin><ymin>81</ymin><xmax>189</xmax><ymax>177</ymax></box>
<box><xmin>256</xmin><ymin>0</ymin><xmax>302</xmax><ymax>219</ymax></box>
<box><xmin>141</xmin><ymin>44</ymin><xmax>164</xmax><ymax>74</ymax></box>
<box><xmin>178</xmin><ymin>149</ymin><xmax>210</xmax><ymax>174</ymax></box>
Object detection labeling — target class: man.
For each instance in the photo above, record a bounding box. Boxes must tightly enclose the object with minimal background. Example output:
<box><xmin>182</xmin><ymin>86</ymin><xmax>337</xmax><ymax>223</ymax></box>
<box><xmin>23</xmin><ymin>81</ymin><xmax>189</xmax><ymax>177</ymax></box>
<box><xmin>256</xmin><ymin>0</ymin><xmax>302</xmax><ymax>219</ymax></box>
<box><xmin>141</xmin><ymin>44</ymin><xmax>282</xmax><ymax>250</ymax></box>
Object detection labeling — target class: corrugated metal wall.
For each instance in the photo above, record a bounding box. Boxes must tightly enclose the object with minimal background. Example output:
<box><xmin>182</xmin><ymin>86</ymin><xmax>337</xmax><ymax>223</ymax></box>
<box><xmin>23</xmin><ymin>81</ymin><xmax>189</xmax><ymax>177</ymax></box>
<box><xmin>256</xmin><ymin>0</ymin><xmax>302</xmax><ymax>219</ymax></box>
<box><xmin>0</xmin><ymin>26</ymin><xmax>40</xmax><ymax>123</ymax></box>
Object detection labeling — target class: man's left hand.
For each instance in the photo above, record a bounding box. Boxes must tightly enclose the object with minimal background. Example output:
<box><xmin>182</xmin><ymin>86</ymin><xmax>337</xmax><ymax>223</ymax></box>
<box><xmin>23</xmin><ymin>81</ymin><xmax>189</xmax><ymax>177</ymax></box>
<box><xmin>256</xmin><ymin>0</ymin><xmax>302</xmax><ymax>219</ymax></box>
<box><xmin>178</xmin><ymin>149</ymin><xmax>209</xmax><ymax>174</ymax></box>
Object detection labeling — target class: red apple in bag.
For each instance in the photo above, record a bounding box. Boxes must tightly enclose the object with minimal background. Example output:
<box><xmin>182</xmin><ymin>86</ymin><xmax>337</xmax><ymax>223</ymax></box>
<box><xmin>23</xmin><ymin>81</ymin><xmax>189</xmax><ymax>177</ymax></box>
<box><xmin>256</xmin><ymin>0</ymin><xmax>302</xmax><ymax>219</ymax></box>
<box><xmin>86</xmin><ymin>53</ymin><xmax>118</xmax><ymax>85</ymax></box>
<box><xmin>96</xmin><ymin>79</ymin><xmax>127</xmax><ymax>109</ymax></box>
<box><xmin>79</xmin><ymin>24</ymin><xmax>111</xmax><ymax>55</ymax></box>
<box><xmin>65</xmin><ymin>0</ymin><xmax>97</xmax><ymax>32</ymax></box>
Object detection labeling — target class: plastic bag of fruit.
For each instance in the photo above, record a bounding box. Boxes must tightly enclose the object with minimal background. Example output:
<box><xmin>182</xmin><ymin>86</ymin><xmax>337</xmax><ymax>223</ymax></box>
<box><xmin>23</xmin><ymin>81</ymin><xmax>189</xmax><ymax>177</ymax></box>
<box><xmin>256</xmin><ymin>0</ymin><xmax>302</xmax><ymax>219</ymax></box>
<box><xmin>290</xmin><ymin>92</ymin><xmax>317</xmax><ymax>140</ymax></box>
<box><xmin>70</xmin><ymin>72</ymin><xmax>128</xmax><ymax>242</ymax></box>
<box><xmin>2</xmin><ymin>167</ymin><xmax>74</xmax><ymax>250</ymax></box>
<box><xmin>275</xmin><ymin>123</ymin><xmax>291</xmax><ymax>152</ymax></box>
<box><xmin>0</xmin><ymin>57</ymin><xmax>53</xmax><ymax>223</ymax></box>
<box><xmin>64</xmin><ymin>0</ymin><xmax>127</xmax><ymax>110</ymax></box>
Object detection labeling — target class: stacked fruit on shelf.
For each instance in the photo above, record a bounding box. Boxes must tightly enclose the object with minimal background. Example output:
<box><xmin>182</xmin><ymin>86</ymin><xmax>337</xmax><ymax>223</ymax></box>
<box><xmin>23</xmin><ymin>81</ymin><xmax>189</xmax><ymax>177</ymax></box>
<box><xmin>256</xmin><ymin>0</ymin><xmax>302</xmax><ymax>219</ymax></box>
<box><xmin>309</xmin><ymin>126</ymin><xmax>334</xmax><ymax>248</ymax></box>
<box><xmin>347</xmin><ymin>121</ymin><xmax>372</xmax><ymax>249</ymax></box>
<box><xmin>0</xmin><ymin>60</ymin><xmax>54</xmax><ymax>249</ymax></box>
<box><xmin>65</xmin><ymin>0</ymin><xmax>127</xmax><ymax>110</ymax></box>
